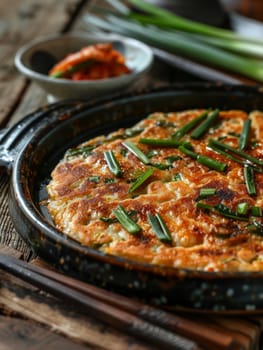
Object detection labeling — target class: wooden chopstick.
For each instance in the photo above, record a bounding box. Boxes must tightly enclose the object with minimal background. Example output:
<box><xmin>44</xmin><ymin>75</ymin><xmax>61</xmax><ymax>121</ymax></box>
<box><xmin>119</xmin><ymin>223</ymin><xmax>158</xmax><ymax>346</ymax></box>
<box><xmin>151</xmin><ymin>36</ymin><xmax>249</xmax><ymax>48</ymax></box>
<box><xmin>0</xmin><ymin>253</ymin><xmax>239</xmax><ymax>350</ymax></box>
<box><xmin>29</xmin><ymin>260</ymin><xmax>238</xmax><ymax>350</ymax></box>
<box><xmin>0</xmin><ymin>253</ymin><xmax>198</xmax><ymax>350</ymax></box>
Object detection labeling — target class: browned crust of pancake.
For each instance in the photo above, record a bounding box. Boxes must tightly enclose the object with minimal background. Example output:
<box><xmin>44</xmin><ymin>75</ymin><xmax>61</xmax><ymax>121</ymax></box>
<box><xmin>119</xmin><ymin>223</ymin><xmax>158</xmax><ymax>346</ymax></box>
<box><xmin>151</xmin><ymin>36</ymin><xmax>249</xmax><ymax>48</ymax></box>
<box><xmin>47</xmin><ymin>109</ymin><xmax>263</xmax><ymax>272</ymax></box>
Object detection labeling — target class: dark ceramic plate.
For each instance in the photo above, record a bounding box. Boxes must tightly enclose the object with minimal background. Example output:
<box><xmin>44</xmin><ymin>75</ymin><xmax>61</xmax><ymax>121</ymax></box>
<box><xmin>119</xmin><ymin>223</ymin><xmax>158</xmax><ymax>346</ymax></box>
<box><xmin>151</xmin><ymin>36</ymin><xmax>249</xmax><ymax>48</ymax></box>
<box><xmin>2</xmin><ymin>83</ymin><xmax>263</xmax><ymax>312</ymax></box>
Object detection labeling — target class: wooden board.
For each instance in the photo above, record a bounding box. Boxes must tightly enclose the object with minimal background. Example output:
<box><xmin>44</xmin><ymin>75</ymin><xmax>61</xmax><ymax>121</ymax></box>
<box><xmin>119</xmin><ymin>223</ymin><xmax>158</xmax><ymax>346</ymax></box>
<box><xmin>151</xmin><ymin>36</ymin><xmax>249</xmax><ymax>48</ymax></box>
<box><xmin>0</xmin><ymin>246</ymin><xmax>262</xmax><ymax>350</ymax></box>
<box><xmin>0</xmin><ymin>316</ymin><xmax>91</xmax><ymax>350</ymax></box>
<box><xmin>0</xmin><ymin>269</ymin><xmax>154</xmax><ymax>350</ymax></box>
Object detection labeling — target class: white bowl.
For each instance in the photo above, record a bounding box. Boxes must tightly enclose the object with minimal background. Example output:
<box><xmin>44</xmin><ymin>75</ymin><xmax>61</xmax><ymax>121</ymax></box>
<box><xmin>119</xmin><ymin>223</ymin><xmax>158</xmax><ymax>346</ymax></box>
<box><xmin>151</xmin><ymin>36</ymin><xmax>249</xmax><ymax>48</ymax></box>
<box><xmin>15</xmin><ymin>32</ymin><xmax>153</xmax><ymax>101</ymax></box>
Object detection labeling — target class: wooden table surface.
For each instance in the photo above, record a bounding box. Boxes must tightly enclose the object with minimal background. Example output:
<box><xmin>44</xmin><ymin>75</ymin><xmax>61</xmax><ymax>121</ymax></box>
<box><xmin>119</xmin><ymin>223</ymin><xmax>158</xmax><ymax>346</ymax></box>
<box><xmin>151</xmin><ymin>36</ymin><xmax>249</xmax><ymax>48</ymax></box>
<box><xmin>1</xmin><ymin>1</ymin><xmax>263</xmax><ymax>349</ymax></box>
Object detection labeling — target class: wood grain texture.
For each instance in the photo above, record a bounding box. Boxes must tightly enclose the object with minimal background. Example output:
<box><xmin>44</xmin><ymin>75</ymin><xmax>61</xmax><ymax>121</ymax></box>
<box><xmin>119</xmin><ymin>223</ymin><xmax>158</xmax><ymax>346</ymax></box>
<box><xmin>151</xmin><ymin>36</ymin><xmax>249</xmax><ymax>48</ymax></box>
<box><xmin>0</xmin><ymin>316</ymin><xmax>91</xmax><ymax>350</ymax></box>
<box><xmin>0</xmin><ymin>0</ymin><xmax>90</xmax><ymax>253</ymax></box>
<box><xmin>0</xmin><ymin>173</ymin><xmax>33</xmax><ymax>259</ymax></box>
<box><xmin>0</xmin><ymin>271</ymin><xmax>153</xmax><ymax>350</ymax></box>
<box><xmin>0</xmin><ymin>0</ymin><xmax>86</xmax><ymax>126</ymax></box>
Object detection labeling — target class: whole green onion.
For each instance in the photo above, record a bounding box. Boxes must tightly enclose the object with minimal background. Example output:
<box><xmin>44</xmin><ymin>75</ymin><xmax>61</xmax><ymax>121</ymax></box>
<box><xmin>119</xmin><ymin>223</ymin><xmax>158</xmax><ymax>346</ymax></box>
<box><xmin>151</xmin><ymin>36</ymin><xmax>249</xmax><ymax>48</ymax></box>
<box><xmin>113</xmin><ymin>205</ymin><xmax>141</xmax><ymax>234</ymax></box>
<box><xmin>181</xmin><ymin>31</ymin><xmax>263</xmax><ymax>59</ymax></box>
<box><xmin>128</xmin><ymin>0</ymin><xmax>263</xmax><ymax>63</ymax></box>
<box><xmin>85</xmin><ymin>12</ymin><xmax>263</xmax><ymax>83</ymax></box>
<box><xmin>104</xmin><ymin>151</ymin><xmax>122</xmax><ymax>177</ymax></box>
<box><xmin>165</xmin><ymin>155</ymin><xmax>182</xmax><ymax>163</ymax></box>
<box><xmin>147</xmin><ymin>213</ymin><xmax>172</xmax><ymax>243</ymax></box>
<box><xmin>128</xmin><ymin>167</ymin><xmax>154</xmax><ymax>193</ymax></box>
<box><xmin>128</xmin><ymin>0</ymin><xmax>263</xmax><ymax>44</ymax></box>
<box><xmin>123</xmin><ymin>141</ymin><xmax>150</xmax><ymax>164</ymax></box>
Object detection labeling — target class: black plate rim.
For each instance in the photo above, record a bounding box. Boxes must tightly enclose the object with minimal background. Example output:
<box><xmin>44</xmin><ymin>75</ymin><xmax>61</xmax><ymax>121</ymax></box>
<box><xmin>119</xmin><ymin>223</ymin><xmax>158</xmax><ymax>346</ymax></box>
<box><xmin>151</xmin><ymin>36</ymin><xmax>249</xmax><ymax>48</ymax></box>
<box><xmin>9</xmin><ymin>82</ymin><xmax>263</xmax><ymax>281</ymax></box>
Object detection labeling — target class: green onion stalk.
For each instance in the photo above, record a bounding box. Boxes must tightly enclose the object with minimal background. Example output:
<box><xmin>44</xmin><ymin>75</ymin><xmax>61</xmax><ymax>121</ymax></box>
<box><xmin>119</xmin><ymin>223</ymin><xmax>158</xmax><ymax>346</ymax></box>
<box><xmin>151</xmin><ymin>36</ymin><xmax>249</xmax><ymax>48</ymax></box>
<box><xmin>128</xmin><ymin>0</ymin><xmax>263</xmax><ymax>45</ymax></box>
<box><xmin>239</xmin><ymin>119</ymin><xmax>251</xmax><ymax>150</ymax></box>
<box><xmin>113</xmin><ymin>205</ymin><xmax>141</xmax><ymax>234</ymax></box>
<box><xmin>84</xmin><ymin>4</ymin><xmax>263</xmax><ymax>82</ymax></box>
<box><xmin>147</xmin><ymin>213</ymin><xmax>172</xmax><ymax>243</ymax></box>
<box><xmin>104</xmin><ymin>150</ymin><xmax>123</xmax><ymax>177</ymax></box>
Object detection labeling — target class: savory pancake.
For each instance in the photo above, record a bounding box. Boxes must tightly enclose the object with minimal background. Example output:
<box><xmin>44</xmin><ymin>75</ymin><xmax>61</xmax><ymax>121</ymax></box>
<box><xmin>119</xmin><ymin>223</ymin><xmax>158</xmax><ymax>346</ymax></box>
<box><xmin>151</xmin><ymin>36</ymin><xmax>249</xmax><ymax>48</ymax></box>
<box><xmin>46</xmin><ymin>108</ymin><xmax>263</xmax><ymax>272</ymax></box>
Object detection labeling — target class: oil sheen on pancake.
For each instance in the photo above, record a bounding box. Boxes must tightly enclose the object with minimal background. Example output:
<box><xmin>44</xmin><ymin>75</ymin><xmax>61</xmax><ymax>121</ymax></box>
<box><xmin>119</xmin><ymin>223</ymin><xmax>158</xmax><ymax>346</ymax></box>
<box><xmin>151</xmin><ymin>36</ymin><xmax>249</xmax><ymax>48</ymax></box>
<box><xmin>46</xmin><ymin>109</ymin><xmax>263</xmax><ymax>272</ymax></box>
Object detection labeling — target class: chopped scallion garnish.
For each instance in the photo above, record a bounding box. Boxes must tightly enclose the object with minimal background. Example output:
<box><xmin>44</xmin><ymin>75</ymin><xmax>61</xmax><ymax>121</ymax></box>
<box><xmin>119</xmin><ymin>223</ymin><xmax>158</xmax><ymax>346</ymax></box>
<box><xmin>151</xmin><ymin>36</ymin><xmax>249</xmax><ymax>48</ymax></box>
<box><xmin>244</xmin><ymin>165</ymin><xmax>256</xmax><ymax>196</ymax></box>
<box><xmin>208</xmin><ymin>142</ymin><xmax>244</xmax><ymax>165</ymax></box>
<box><xmin>155</xmin><ymin>120</ymin><xmax>175</xmax><ymax>128</ymax></box>
<box><xmin>191</xmin><ymin>109</ymin><xmax>220</xmax><ymax>139</ymax></box>
<box><xmin>100</xmin><ymin>217</ymin><xmax>118</xmax><ymax>223</ymax></box>
<box><xmin>66</xmin><ymin>145</ymin><xmax>95</xmax><ymax>158</ymax></box>
<box><xmin>173</xmin><ymin>173</ymin><xmax>183</xmax><ymax>181</ymax></box>
<box><xmin>250</xmin><ymin>206</ymin><xmax>262</xmax><ymax>217</ymax></box>
<box><xmin>197</xmin><ymin>155</ymin><xmax>227</xmax><ymax>172</ymax></box>
<box><xmin>236</xmin><ymin>202</ymin><xmax>249</xmax><ymax>216</ymax></box>
<box><xmin>209</xmin><ymin>140</ymin><xmax>263</xmax><ymax>173</ymax></box>
<box><xmin>197</xmin><ymin>202</ymin><xmax>249</xmax><ymax>221</ymax></box>
<box><xmin>199</xmin><ymin>188</ymin><xmax>216</xmax><ymax>198</ymax></box>
<box><xmin>88</xmin><ymin>176</ymin><xmax>100</xmax><ymax>183</ymax></box>
<box><xmin>113</xmin><ymin>205</ymin><xmax>141</xmax><ymax>234</ymax></box>
<box><xmin>215</xmin><ymin>203</ymin><xmax>248</xmax><ymax>221</ymax></box>
<box><xmin>123</xmin><ymin>127</ymin><xmax>144</xmax><ymax>138</ymax></box>
<box><xmin>247</xmin><ymin>221</ymin><xmax>263</xmax><ymax>236</ymax></box>
<box><xmin>239</xmin><ymin>119</ymin><xmax>251</xmax><ymax>150</ymax></box>
<box><xmin>128</xmin><ymin>167</ymin><xmax>154</xmax><ymax>193</ymax></box>
<box><xmin>139</xmin><ymin>138</ymin><xmax>181</xmax><ymax>147</ymax></box>
<box><xmin>196</xmin><ymin>202</ymin><xmax>213</xmax><ymax>211</ymax></box>
<box><xmin>165</xmin><ymin>155</ymin><xmax>182</xmax><ymax>163</ymax></box>
<box><xmin>178</xmin><ymin>145</ymin><xmax>198</xmax><ymax>159</ymax></box>
<box><xmin>151</xmin><ymin>163</ymin><xmax>172</xmax><ymax>170</ymax></box>
<box><xmin>147</xmin><ymin>149</ymin><xmax>158</xmax><ymax>158</ymax></box>
<box><xmin>208</xmin><ymin>139</ymin><xmax>263</xmax><ymax>167</ymax></box>
<box><xmin>104</xmin><ymin>150</ymin><xmax>122</xmax><ymax>177</ymax></box>
<box><xmin>179</xmin><ymin>145</ymin><xmax>227</xmax><ymax>172</ymax></box>
<box><xmin>104</xmin><ymin>178</ymin><xmax>115</xmax><ymax>184</ymax></box>
<box><xmin>147</xmin><ymin>213</ymin><xmax>172</xmax><ymax>243</ymax></box>
<box><xmin>123</xmin><ymin>141</ymin><xmax>150</xmax><ymax>164</ymax></box>
<box><xmin>172</xmin><ymin>110</ymin><xmax>208</xmax><ymax>140</ymax></box>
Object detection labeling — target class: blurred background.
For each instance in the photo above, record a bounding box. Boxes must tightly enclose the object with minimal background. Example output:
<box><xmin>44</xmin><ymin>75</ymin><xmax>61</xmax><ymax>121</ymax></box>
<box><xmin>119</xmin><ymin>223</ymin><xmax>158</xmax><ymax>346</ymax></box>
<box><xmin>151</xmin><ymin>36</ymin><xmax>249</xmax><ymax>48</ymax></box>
<box><xmin>144</xmin><ymin>0</ymin><xmax>263</xmax><ymax>28</ymax></box>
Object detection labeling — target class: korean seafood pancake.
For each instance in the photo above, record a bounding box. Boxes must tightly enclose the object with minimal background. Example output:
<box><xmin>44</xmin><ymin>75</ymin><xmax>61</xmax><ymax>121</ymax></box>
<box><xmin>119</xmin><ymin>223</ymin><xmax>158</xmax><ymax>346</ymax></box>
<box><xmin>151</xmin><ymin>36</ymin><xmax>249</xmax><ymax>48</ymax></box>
<box><xmin>47</xmin><ymin>108</ymin><xmax>263</xmax><ymax>272</ymax></box>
